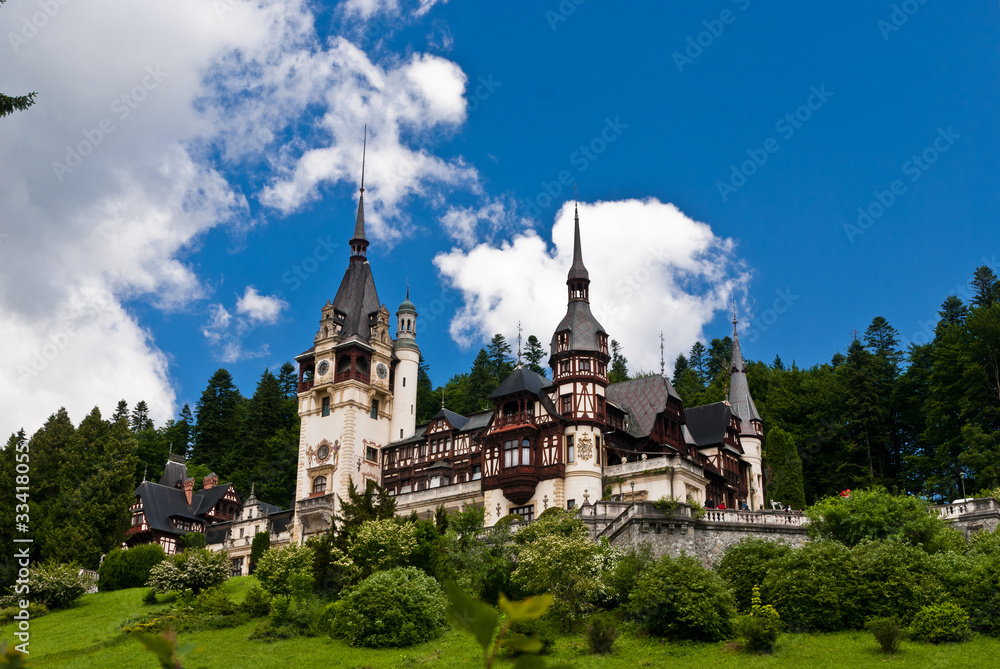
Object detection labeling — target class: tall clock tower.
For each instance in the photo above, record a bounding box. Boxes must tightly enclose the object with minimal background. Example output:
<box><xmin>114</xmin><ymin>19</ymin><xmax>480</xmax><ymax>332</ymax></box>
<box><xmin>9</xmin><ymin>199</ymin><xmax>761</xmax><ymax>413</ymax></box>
<box><xmin>290</xmin><ymin>184</ymin><xmax>417</xmax><ymax>541</ymax></box>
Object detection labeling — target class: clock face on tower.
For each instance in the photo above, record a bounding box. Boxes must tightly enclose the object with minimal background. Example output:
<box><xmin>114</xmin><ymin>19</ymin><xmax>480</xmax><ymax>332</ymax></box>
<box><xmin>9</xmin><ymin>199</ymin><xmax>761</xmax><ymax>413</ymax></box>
<box><xmin>317</xmin><ymin>360</ymin><xmax>330</xmax><ymax>376</ymax></box>
<box><xmin>376</xmin><ymin>363</ymin><xmax>388</xmax><ymax>380</ymax></box>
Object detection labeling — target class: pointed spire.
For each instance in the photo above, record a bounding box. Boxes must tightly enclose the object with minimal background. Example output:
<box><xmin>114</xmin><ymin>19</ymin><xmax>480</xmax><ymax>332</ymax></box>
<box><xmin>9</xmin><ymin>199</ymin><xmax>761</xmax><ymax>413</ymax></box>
<box><xmin>728</xmin><ymin>303</ymin><xmax>761</xmax><ymax>434</ymax></box>
<box><xmin>350</xmin><ymin>124</ymin><xmax>370</xmax><ymax>260</ymax></box>
<box><xmin>660</xmin><ymin>331</ymin><xmax>665</xmax><ymax>377</ymax></box>
<box><xmin>517</xmin><ymin>321</ymin><xmax>523</xmax><ymax>366</ymax></box>
<box><xmin>142</xmin><ymin>464</ymin><xmax>147</xmax><ymax>483</ymax></box>
<box><xmin>567</xmin><ymin>198</ymin><xmax>589</xmax><ymax>282</ymax></box>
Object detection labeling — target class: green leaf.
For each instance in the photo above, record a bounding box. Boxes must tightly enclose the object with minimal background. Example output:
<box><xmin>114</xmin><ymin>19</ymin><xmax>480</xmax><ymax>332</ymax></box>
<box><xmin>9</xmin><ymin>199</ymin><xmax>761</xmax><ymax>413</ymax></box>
<box><xmin>444</xmin><ymin>580</ymin><xmax>499</xmax><ymax>652</ymax></box>
<box><xmin>133</xmin><ymin>631</ymin><xmax>177</xmax><ymax>669</ymax></box>
<box><xmin>503</xmin><ymin>633</ymin><xmax>544</xmax><ymax>653</ymax></box>
<box><xmin>499</xmin><ymin>593</ymin><xmax>553</xmax><ymax>622</ymax></box>
<box><xmin>513</xmin><ymin>655</ymin><xmax>547</xmax><ymax>669</ymax></box>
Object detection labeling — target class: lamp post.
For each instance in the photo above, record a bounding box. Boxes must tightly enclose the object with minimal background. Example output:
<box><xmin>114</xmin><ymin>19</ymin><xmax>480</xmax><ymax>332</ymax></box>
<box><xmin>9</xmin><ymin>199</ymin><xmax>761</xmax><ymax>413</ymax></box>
<box><xmin>750</xmin><ymin>485</ymin><xmax>756</xmax><ymax>511</ymax></box>
<box><xmin>630</xmin><ymin>480</ymin><xmax>635</xmax><ymax>503</ymax></box>
<box><xmin>960</xmin><ymin>470</ymin><xmax>967</xmax><ymax>501</ymax></box>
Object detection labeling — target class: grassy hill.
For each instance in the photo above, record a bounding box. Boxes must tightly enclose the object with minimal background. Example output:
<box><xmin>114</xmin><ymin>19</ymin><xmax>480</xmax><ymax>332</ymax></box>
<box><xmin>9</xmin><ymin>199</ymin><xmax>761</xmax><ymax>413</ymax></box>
<box><xmin>4</xmin><ymin>578</ymin><xmax>1000</xmax><ymax>668</ymax></box>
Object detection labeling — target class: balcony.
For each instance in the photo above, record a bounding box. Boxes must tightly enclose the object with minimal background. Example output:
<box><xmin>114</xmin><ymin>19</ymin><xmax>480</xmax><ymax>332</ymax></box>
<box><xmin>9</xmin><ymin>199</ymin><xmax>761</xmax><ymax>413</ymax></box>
<box><xmin>296</xmin><ymin>494</ymin><xmax>334</xmax><ymax>535</ymax></box>
<box><xmin>334</xmin><ymin>370</ymin><xmax>370</xmax><ymax>384</ymax></box>
<box><xmin>498</xmin><ymin>414</ymin><xmax>535</xmax><ymax>428</ymax></box>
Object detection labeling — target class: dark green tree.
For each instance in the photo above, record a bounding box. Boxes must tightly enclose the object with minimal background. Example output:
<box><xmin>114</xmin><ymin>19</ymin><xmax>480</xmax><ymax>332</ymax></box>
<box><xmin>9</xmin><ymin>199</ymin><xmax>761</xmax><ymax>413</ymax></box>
<box><xmin>130</xmin><ymin>400</ymin><xmax>154</xmax><ymax>433</ymax></box>
<box><xmin>970</xmin><ymin>265</ymin><xmax>1000</xmax><ymax>307</ymax></box>
<box><xmin>764</xmin><ymin>426</ymin><xmax>805</xmax><ymax>509</ymax></box>
<box><xmin>486</xmin><ymin>333</ymin><xmax>514</xmax><ymax>381</ymax></box>
<box><xmin>112</xmin><ymin>400</ymin><xmax>129</xmax><ymax>425</ymax></box>
<box><xmin>706</xmin><ymin>336</ymin><xmax>733</xmax><ymax>382</ymax></box>
<box><xmin>688</xmin><ymin>341</ymin><xmax>708</xmax><ymax>384</ymax></box>
<box><xmin>277</xmin><ymin>361</ymin><xmax>298</xmax><ymax>399</ymax></box>
<box><xmin>0</xmin><ymin>430</ymin><xmax>25</xmax><ymax>586</ymax></box>
<box><xmin>773</xmin><ymin>355</ymin><xmax>786</xmax><ymax>372</ymax></box>
<box><xmin>334</xmin><ymin>478</ymin><xmax>396</xmax><ymax>550</ymax></box>
<box><xmin>524</xmin><ymin>335</ymin><xmax>547</xmax><ymax>377</ymax></box>
<box><xmin>415</xmin><ymin>355</ymin><xmax>439</xmax><ymax>424</ymax></box>
<box><xmin>609</xmin><ymin>339</ymin><xmax>629</xmax><ymax>384</ymax></box>
<box><xmin>192</xmin><ymin>368</ymin><xmax>245</xmax><ymax>474</ymax></box>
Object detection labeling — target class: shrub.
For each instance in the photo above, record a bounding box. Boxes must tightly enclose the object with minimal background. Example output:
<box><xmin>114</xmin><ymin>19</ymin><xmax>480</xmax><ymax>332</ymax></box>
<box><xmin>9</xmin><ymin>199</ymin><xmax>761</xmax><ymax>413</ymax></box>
<box><xmin>585</xmin><ymin>611</ymin><xmax>619</xmax><ymax>655</ymax></box>
<box><xmin>628</xmin><ymin>554</ymin><xmax>735</xmax><ymax>641</ymax></box>
<box><xmin>179</xmin><ymin>532</ymin><xmax>207</xmax><ymax>550</ymax></box>
<box><xmin>910</xmin><ymin>603</ymin><xmax>971</xmax><ymax>644</ymax></box>
<box><xmin>512</xmin><ymin>507</ymin><xmax>588</xmax><ymax>546</ymax></box>
<box><xmin>99</xmin><ymin>545</ymin><xmax>166</xmax><ymax>592</ymax></box>
<box><xmin>806</xmin><ymin>487</ymin><xmax>955</xmax><ymax>552</ymax></box>
<box><xmin>348</xmin><ymin>519</ymin><xmax>417</xmax><ymax>578</ymax></box>
<box><xmin>512</xmin><ymin>532</ymin><xmax>601</xmax><ymax>630</ymax></box>
<box><xmin>243</xmin><ymin>583</ymin><xmax>271</xmax><ymax>618</ymax></box>
<box><xmin>252</xmin><ymin>595</ymin><xmax>326</xmax><ymax>641</ymax></box>
<box><xmin>146</xmin><ymin>548</ymin><xmax>230</xmax><ymax>595</ymax></box>
<box><xmin>307</xmin><ymin>533</ymin><xmax>359</xmax><ymax>597</ymax></box>
<box><xmin>332</xmin><ymin>567</ymin><xmax>446</xmax><ymax>647</ymax></box>
<box><xmin>762</xmin><ymin>541</ymin><xmax>859</xmax><ymax>632</ymax></box>
<box><xmin>599</xmin><ymin>544</ymin><xmax>653</xmax><ymax>610</ymax></box>
<box><xmin>506</xmin><ymin>616</ymin><xmax>558</xmax><ymax>656</ymax></box>
<box><xmin>852</xmin><ymin>540</ymin><xmax>942</xmax><ymax>623</ymax></box>
<box><xmin>254</xmin><ymin>544</ymin><xmax>315</xmax><ymax>598</ymax></box>
<box><xmin>962</xmin><ymin>552</ymin><xmax>1000</xmax><ymax>635</ymax></box>
<box><xmin>28</xmin><ymin>562</ymin><xmax>91</xmax><ymax>609</ymax></box>
<box><xmin>866</xmin><ymin>616</ymin><xmax>905</xmax><ymax>654</ymax></box>
<box><xmin>249</xmin><ymin>532</ymin><xmax>271</xmax><ymax>569</ymax></box>
<box><xmin>734</xmin><ymin>585</ymin><xmax>782</xmax><ymax>654</ymax></box>
<box><xmin>141</xmin><ymin>588</ymin><xmax>157</xmax><ymax>605</ymax></box>
<box><xmin>0</xmin><ymin>602</ymin><xmax>48</xmax><ymax>624</ymax></box>
<box><xmin>652</xmin><ymin>496</ymin><xmax>679</xmax><ymax>514</ymax></box>
<box><xmin>716</xmin><ymin>537</ymin><xmax>792</xmax><ymax>612</ymax></box>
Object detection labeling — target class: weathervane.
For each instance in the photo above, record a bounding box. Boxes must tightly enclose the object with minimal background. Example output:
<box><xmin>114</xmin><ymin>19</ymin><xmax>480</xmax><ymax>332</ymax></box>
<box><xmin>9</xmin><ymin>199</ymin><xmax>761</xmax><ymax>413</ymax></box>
<box><xmin>660</xmin><ymin>331</ymin><xmax>665</xmax><ymax>377</ymax></box>
<box><xmin>360</xmin><ymin>123</ymin><xmax>367</xmax><ymax>193</ymax></box>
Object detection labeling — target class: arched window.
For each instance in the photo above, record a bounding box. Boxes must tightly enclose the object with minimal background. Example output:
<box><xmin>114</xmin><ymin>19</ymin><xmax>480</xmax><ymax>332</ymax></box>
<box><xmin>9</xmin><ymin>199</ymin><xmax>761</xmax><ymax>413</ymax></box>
<box><xmin>312</xmin><ymin>476</ymin><xmax>327</xmax><ymax>494</ymax></box>
<box><xmin>521</xmin><ymin>438</ymin><xmax>531</xmax><ymax>466</ymax></box>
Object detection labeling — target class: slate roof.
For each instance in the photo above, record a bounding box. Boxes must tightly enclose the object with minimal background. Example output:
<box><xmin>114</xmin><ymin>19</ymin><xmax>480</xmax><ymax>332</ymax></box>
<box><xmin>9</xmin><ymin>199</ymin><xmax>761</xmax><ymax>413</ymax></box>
<box><xmin>431</xmin><ymin>407</ymin><xmax>470</xmax><ymax>431</ymax></box>
<box><xmin>605</xmin><ymin>375</ymin><xmax>682</xmax><ymax>439</ymax></box>
<box><xmin>728</xmin><ymin>325</ymin><xmax>762</xmax><ymax>435</ymax></box>
<box><xmin>463</xmin><ymin>410</ymin><xmax>494</xmax><ymax>431</ymax></box>
<box><xmin>191</xmin><ymin>484</ymin><xmax>235</xmax><ymax>516</ymax></box>
<box><xmin>489</xmin><ymin>366</ymin><xmax>552</xmax><ymax>399</ymax></box>
<box><xmin>331</xmin><ymin>259</ymin><xmax>380</xmax><ymax>344</ymax></box>
<box><xmin>549</xmin><ymin>301</ymin><xmax>606</xmax><ymax>355</ymax></box>
<box><xmin>567</xmin><ymin>204</ymin><xmax>589</xmax><ymax>282</ymax></box>
<box><xmin>135</xmin><ymin>480</ymin><xmax>239</xmax><ymax>536</ymax></box>
<box><xmin>387</xmin><ymin>425</ymin><xmax>428</xmax><ymax>447</ymax></box>
<box><xmin>684</xmin><ymin>402</ymin><xmax>734</xmax><ymax>447</ymax></box>
<box><xmin>159</xmin><ymin>460</ymin><xmax>188</xmax><ymax>488</ymax></box>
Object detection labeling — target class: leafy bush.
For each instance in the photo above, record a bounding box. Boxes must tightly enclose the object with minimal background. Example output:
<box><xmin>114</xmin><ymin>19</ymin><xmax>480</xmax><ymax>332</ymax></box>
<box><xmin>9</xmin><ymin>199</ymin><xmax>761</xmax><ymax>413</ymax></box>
<box><xmin>962</xmin><ymin>552</ymin><xmax>1000</xmax><ymax>635</ymax></box>
<box><xmin>599</xmin><ymin>544</ymin><xmax>653</xmax><ymax>610</ymax></box>
<box><xmin>910</xmin><ymin>603</ymin><xmax>971</xmax><ymax>644</ymax></box>
<box><xmin>512</xmin><ymin>508</ymin><xmax>588</xmax><ymax>546</ymax></box>
<box><xmin>852</xmin><ymin>540</ymin><xmax>942</xmax><ymax>623</ymax></box>
<box><xmin>585</xmin><ymin>611</ymin><xmax>619</xmax><ymax>655</ymax></box>
<box><xmin>99</xmin><ymin>545</ymin><xmax>166</xmax><ymax>592</ymax></box>
<box><xmin>734</xmin><ymin>585</ymin><xmax>782</xmax><ymax>654</ymax></box>
<box><xmin>349</xmin><ymin>519</ymin><xmax>417</xmax><ymax>578</ymax></box>
<box><xmin>628</xmin><ymin>554</ymin><xmax>735</xmax><ymax>641</ymax></box>
<box><xmin>762</xmin><ymin>540</ymin><xmax>859</xmax><ymax>632</ymax></box>
<box><xmin>251</xmin><ymin>594</ymin><xmax>326</xmax><ymax>641</ymax></box>
<box><xmin>28</xmin><ymin>562</ymin><xmax>91</xmax><ymax>609</ymax></box>
<box><xmin>0</xmin><ymin>602</ymin><xmax>48</xmax><ymax>624</ymax></box>
<box><xmin>806</xmin><ymin>487</ymin><xmax>956</xmax><ymax>552</ymax></box>
<box><xmin>332</xmin><ymin>567</ymin><xmax>446</xmax><ymax>647</ymax></box>
<box><xmin>254</xmin><ymin>543</ymin><xmax>315</xmax><ymax>598</ymax></box>
<box><xmin>123</xmin><ymin>585</ymin><xmax>245</xmax><ymax>634</ymax></box>
<box><xmin>866</xmin><ymin>616</ymin><xmax>905</xmax><ymax>654</ymax></box>
<box><xmin>652</xmin><ymin>496</ymin><xmax>679</xmax><ymax>514</ymax></box>
<box><xmin>146</xmin><ymin>548</ymin><xmax>230</xmax><ymax>595</ymax></box>
<box><xmin>179</xmin><ymin>532</ymin><xmax>207</xmax><ymax>550</ymax></box>
<box><xmin>506</xmin><ymin>616</ymin><xmax>558</xmax><ymax>656</ymax></box>
<box><xmin>512</xmin><ymin>532</ymin><xmax>601</xmax><ymax>630</ymax></box>
<box><xmin>141</xmin><ymin>588</ymin><xmax>157</xmax><ymax>605</ymax></box>
<box><xmin>243</xmin><ymin>583</ymin><xmax>271</xmax><ymax>618</ymax></box>
<box><xmin>716</xmin><ymin>537</ymin><xmax>792</xmax><ymax>612</ymax></box>
<box><xmin>249</xmin><ymin>532</ymin><xmax>271</xmax><ymax>568</ymax></box>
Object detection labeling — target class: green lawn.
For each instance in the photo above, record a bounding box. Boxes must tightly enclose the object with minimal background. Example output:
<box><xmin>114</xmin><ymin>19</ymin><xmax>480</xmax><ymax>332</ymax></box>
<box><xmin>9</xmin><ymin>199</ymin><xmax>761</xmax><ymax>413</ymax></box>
<box><xmin>4</xmin><ymin>582</ymin><xmax>1000</xmax><ymax>668</ymax></box>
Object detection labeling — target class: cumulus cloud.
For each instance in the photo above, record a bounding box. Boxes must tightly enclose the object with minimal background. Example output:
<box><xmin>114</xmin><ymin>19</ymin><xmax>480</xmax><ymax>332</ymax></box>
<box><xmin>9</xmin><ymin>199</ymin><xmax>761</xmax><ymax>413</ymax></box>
<box><xmin>440</xmin><ymin>197</ymin><xmax>527</xmax><ymax>248</ymax></box>
<box><xmin>236</xmin><ymin>287</ymin><xmax>288</xmax><ymax>324</ymax></box>
<box><xmin>0</xmin><ymin>0</ymin><xmax>477</xmax><ymax>436</ymax></box>
<box><xmin>434</xmin><ymin>199</ymin><xmax>751</xmax><ymax>375</ymax></box>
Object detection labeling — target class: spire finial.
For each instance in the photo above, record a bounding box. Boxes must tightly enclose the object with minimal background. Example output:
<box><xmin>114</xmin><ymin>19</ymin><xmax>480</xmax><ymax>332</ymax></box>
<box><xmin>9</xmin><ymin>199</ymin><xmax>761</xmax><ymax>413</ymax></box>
<box><xmin>250</xmin><ymin>481</ymin><xmax>255</xmax><ymax>496</ymax></box>
<box><xmin>567</xmin><ymin>191</ymin><xmax>589</xmax><ymax>287</ymax></box>
<box><xmin>360</xmin><ymin>123</ymin><xmax>367</xmax><ymax>193</ymax></box>
<box><xmin>441</xmin><ymin>386</ymin><xmax>445</xmax><ymax>409</ymax></box>
<box><xmin>143</xmin><ymin>464</ymin><xmax>147</xmax><ymax>483</ymax></box>
<box><xmin>660</xmin><ymin>331</ymin><xmax>665</xmax><ymax>377</ymax></box>
<box><xmin>517</xmin><ymin>321</ymin><xmax>523</xmax><ymax>365</ymax></box>
<box><xmin>732</xmin><ymin>299</ymin><xmax>738</xmax><ymax>328</ymax></box>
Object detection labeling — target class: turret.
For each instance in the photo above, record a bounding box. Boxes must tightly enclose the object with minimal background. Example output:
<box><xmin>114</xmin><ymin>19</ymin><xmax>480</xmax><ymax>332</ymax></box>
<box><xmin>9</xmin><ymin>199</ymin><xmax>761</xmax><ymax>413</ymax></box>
<box><xmin>391</xmin><ymin>288</ymin><xmax>420</xmax><ymax>442</ymax></box>
<box><xmin>728</xmin><ymin>310</ymin><xmax>764</xmax><ymax>508</ymax></box>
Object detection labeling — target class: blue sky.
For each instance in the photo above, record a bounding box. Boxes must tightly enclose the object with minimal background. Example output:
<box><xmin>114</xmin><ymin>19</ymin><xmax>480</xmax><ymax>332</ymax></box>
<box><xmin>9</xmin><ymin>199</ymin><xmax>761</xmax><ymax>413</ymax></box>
<box><xmin>2</xmin><ymin>0</ymin><xmax>999</xmax><ymax>435</ymax></box>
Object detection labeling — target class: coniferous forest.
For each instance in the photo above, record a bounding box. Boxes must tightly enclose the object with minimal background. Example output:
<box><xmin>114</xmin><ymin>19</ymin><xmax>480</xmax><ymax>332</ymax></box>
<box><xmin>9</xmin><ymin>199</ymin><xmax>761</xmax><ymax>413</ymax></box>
<box><xmin>1</xmin><ymin>265</ymin><xmax>998</xmax><ymax>580</ymax></box>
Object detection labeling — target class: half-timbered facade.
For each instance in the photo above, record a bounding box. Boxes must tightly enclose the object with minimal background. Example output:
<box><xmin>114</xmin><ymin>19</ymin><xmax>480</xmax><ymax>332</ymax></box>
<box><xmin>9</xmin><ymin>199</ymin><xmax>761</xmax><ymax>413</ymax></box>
<box><xmin>125</xmin><ymin>455</ymin><xmax>242</xmax><ymax>555</ymax></box>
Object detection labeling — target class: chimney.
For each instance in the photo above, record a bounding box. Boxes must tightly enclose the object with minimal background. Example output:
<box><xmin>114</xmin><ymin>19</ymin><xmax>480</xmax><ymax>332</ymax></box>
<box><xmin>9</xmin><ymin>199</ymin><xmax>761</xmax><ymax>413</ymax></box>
<box><xmin>202</xmin><ymin>472</ymin><xmax>218</xmax><ymax>490</ymax></box>
<box><xmin>183</xmin><ymin>477</ymin><xmax>194</xmax><ymax>506</ymax></box>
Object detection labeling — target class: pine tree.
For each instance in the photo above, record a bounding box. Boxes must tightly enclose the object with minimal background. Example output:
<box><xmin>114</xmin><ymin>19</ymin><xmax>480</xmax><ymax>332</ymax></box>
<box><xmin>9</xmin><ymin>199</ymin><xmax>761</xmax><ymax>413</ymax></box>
<box><xmin>0</xmin><ymin>430</ymin><xmax>25</xmax><ymax>586</ymax></box>
<box><xmin>192</xmin><ymin>369</ymin><xmax>245</xmax><ymax>474</ymax></box>
<box><xmin>415</xmin><ymin>356</ymin><xmax>438</xmax><ymax>424</ymax></box>
<box><xmin>333</xmin><ymin>478</ymin><xmax>396</xmax><ymax>550</ymax></box>
<box><xmin>764</xmin><ymin>427</ymin><xmax>805</xmax><ymax>509</ymax></box>
<box><xmin>773</xmin><ymin>355</ymin><xmax>785</xmax><ymax>372</ymax></box>
<box><xmin>130</xmin><ymin>400</ymin><xmax>154</xmax><ymax>433</ymax></box>
<box><xmin>707</xmin><ymin>336</ymin><xmax>733</xmax><ymax>382</ymax></box>
<box><xmin>486</xmin><ymin>333</ymin><xmax>514</xmax><ymax>382</ymax></box>
<box><xmin>466</xmin><ymin>349</ymin><xmax>494</xmax><ymax>413</ymax></box>
<box><xmin>112</xmin><ymin>400</ymin><xmax>129</xmax><ymax>425</ymax></box>
<box><xmin>277</xmin><ymin>361</ymin><xmax>298</xmax><ymax>399</ymax></box>
<box><xmin>689</xmin><ymin>342</ymin><xmax>708</xmax><ymax>384</ymax></box>
<box><xmin>970</xmin><ymin>266</ymin><xmax>1000</xmax><ymax>307</ymax></box>
<box><xmin>609</xmin><ymin>339</ymin><xmax>629</xmax><ymax>384</ymax></box>
<box><xmin>524</xmin><ymin>335</ymin><xmax>547</xmax><ymax>377</ymax></box>
<box><xmin>938</xmin><ymin>295</ymin><xmax>968</xmax><ymax>327</ymax></box>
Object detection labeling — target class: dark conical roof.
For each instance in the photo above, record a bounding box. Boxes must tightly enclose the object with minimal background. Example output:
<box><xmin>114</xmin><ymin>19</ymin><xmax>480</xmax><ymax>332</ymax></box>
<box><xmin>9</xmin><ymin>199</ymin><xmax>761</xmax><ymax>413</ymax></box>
<box><xmin>350</xmin><ymin>190</ymin><xmax>369</xmax><ymax>254</ymax></box>
<box><xmin>728</xmin><ymin>317</ymin><xmax>761</xmax><ymax>434</ymax></box>
<box><xmin>567</xmin><ymin>203</ymin><xmax>589</xmax><ymax>282</ymax></box>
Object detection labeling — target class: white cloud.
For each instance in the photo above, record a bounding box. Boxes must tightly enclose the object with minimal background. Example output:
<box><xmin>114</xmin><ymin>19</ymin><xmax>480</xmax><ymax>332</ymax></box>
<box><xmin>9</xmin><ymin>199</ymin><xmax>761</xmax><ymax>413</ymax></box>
<box><xmin>440</xmin><ymin>197</ymin><xmax>527</xmax><ymax>248</ymax></box>
<box><xmin>0</xmin><ymin>0</ymin><xmax>478</xmax><ymax>436</ymax></box>
<box><xmin>434</xmin><ymin>199</ymin><xmax>751</xmax><ymax>375</ymax></box>
<box><xmin>236</xmin><ymin>287</ymin><xmax>288</xmax><ymax>324</ymax></box>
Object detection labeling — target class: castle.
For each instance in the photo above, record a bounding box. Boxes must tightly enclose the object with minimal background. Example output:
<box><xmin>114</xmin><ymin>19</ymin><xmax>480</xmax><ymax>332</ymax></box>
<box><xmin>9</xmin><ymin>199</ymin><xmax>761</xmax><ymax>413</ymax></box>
<box><xmin>287</xmin><ymin>184</ymin><xmax>766</xmax><ymax>542</ymax></box>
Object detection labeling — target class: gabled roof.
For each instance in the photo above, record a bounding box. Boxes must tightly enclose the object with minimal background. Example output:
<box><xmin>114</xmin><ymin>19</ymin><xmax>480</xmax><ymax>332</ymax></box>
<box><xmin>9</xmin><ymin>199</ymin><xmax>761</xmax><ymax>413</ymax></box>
<box><xmin>463</xmin><ymin>410</ymin><xmax>494</xmax><ymax>431</ymax></box>
<box><xmin>684</xmin><ymin>402</ymin><xmax>734</xmax><ymax>447</ymax></box>
<box><xmin>387</xmin><ymin>425</ymin><xmax>428</xmax><ymax>447</ymax></box>
<box><xmin>190</xmin><ymin>484</ymin><xmax>236</xmax><ymax>516</ymax></box>
<box><xmin>135</xmin><ymin>480</ymin><xmax>240</xmax><ymax>535</ymax></box>
<box><xmin>489</xmin><ymin>367</ymin><xmax>552</xmax><ymax>399</ymax></box>
<box><xmin>431</xmin><ymin>408</ymin><xmax>469</xmax><ymax>431</ymax></box>
<box><xmin>605</xmin><ymin>375</ymin><xmax>682</xmax><ymax>438</ymax></box>
<box><xmin>159</xmin><ymin>460</ymin><xmax>187</xmax><ymax>488</ymax></box>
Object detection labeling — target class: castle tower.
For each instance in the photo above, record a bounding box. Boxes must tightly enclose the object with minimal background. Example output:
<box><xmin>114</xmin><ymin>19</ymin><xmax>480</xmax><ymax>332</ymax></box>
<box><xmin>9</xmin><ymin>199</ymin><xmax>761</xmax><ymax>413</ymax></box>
<box><xmin>291</xmin><ymin>159</ymin><xmax>400</xmax><ymax>540</ymax></box>
<box><xmin>548</xmin><ymin>202</ymin><xmax>610</xmax><ymax>507</ymax></box>
<box><xmin>390</xmin><ymin>288</ymin><xmax>420</xmax><ymax>443</ymax></box>
<box><xmin>728</xmin><ymin>311</ymin><xmax>764</xmax><ymax>509</ymax></box>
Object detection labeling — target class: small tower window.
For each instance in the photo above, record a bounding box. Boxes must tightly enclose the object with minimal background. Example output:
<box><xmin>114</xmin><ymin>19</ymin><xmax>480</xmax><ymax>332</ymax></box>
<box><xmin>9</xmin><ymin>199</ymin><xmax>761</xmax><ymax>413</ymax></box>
<box><xmin>567</xmin><ymin>435</ymin><xmax>575</xmax><ymax>463</ymax></box>
<box><xmin>312</xmin><ymin>476</ymin><xmax>327</xmax><ymax>494</ymax></box>
<box><xmin>561</xmin><ymin>395</ymin><xmax>572</xmax><ymax>415</ymax></box>
<box><xmin>370</xmin><ymin>400</ymin><xmax>379</xmax><ymax>419</ymax></box>
<box><xmin>322</xmin><ymin>397</ymin><xmax>330</xmax><ymax>417</ymax></box>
